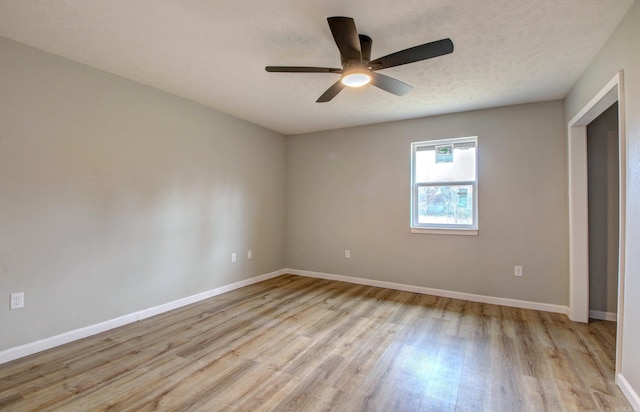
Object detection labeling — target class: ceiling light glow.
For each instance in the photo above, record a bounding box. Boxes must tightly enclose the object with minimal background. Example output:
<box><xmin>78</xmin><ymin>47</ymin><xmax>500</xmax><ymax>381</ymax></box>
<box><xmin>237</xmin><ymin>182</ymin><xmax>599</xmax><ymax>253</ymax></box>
<box><xmin>342</xmin><ymin>72</ymin><xmax>371</xmax><ymax>87</ymax></box>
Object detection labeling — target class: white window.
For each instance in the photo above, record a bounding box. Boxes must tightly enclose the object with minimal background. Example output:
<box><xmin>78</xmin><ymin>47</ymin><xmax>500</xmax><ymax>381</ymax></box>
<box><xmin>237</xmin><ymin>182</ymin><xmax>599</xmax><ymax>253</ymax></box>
<box><xmin>411</xmin><ymin>137</ymin><xmax>478</xmax><ymax>235</ymax></box>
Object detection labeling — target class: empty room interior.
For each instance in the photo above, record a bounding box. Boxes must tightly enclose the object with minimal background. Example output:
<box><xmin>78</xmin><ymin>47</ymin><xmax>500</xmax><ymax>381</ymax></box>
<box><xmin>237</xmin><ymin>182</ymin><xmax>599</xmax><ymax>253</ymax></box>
<box><xmin>1</xmin><ymin>1</ymin><xmax>640</xmax><ymax>410</ymax></box>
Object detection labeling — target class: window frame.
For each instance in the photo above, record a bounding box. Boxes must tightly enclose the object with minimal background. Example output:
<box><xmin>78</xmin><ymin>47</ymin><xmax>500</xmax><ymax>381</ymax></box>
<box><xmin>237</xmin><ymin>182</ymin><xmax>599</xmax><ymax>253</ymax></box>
<box><xmin>410</xmin><ymin>136</ymin><xmax>479</xmax><ymax>235</ymax></box>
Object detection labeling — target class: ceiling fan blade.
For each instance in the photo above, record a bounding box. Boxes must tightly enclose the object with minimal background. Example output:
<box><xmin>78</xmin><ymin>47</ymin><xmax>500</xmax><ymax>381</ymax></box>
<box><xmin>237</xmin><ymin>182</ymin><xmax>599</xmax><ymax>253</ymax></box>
<box><xmin>370</xmin><ymin>72</ymin><xmax>413</xmax><ymax>96</ymax></box>
<box><xmin>265</xmin><ymin>66</ymin><xmax>341</xmax><ymax>73</ymax></box>
<box><xmin>369</xmin><ymin>38</ymin><xmax>454</xmax><ymax>70</ymax></box>
<box><xmin>316</xmin><ymin>80</ymin><xmax>346</xmax><ymax>103</ymax></box>
<box><xmin>327</xmin><ymin>17</ymin><xmax>362</xmax><ymax>65</ymax></box>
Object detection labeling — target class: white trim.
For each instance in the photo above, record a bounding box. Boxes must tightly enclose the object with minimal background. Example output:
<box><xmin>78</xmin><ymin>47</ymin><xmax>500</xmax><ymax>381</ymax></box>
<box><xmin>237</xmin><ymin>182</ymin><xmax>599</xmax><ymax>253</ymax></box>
<box><xmin>615</xmin><ymin>72</ymin><xmax>627</xmax><ymax>381</ymax></box>
<box><xmin>568</xmin><ymin>72</ymin><xmax>624</xmax><ymax>321</ymax></box>
<box><xmin>411</xmin><ymin>228</ymin><xmax>478</xmax><ymax>236</ymax></box>
<box><xmin>0</xmin><ymin>269</ymin><xmax>286</xmax><ymax>365</ymax></box>
<box><xmin>617</xmin><ymin>373</ymin><xmax>640</xmax><ymax>411</ymax></box>
<box><xmin>589</xmin><ymin>310</ymin><xmax>617</xmax><ymax>322</ymax></box>
<box><xmin>285</xmin><ymin>268</ymin><xmax>568</xmax><ymax>314</ymax></box>
<box><xmin>568</xmin><ymin>123</ymin><xmax>590</xmax><ymax>323</ymax></box>
<box><xmin>569</xmin><ymin>76</ymin><xmax>621</xmax><ymax>127</ymax></box>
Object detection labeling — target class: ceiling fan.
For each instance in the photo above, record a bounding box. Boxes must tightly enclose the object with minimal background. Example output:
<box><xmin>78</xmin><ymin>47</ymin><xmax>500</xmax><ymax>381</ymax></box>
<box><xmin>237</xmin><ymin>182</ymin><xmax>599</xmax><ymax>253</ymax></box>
<box><xmin>265</xmin><ymin>16</ymin><xmax>454</xmax><ymax>103</ymax></box>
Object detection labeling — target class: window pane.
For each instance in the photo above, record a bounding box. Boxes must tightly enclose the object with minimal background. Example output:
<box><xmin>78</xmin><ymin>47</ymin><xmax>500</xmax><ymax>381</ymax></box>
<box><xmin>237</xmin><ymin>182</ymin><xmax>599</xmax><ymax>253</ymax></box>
<box><xmin>417</xmin><ymin>185</ymin><xmax>474</xmax><ymax>225</ymax></box>
<box><xmin>415</xmin><ymin>145</ymin><xmax>476</xmax><ymax>183</ymax></box>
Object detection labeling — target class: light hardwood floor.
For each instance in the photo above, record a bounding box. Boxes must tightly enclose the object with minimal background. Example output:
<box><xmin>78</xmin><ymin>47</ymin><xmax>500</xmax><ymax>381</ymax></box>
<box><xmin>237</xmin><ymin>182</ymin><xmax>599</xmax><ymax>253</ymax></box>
<box><xmin>0</xmin><ymin>275</ymin><xmax>632</xmax><ymax>411</ymax></box>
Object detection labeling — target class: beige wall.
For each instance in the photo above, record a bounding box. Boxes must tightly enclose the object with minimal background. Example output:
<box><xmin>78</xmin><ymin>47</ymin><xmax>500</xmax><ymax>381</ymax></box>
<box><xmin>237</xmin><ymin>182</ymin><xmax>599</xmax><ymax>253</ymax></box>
<box><xmin>565</xmin><ymin>0</ymin><xmax>640</xmax><ymax>398</ymax></box>
<box><xmin>0</xmin><ymin>37</ymin><xmax>286</xmax><ymax>351</ymax></box>
<box><xmin>587</xmin><ymin>103</ymin><xmax>619</xmax><ymax>314</ymax></box>
<box><xmin>3</xmin><ymin>3</ymin><xmax>638</xmax><ymax>402</ymax></box>
<box><xmin>286</xmin><ymin>101</ymin><xmax>568</xmax><ymax>305</ymax></box>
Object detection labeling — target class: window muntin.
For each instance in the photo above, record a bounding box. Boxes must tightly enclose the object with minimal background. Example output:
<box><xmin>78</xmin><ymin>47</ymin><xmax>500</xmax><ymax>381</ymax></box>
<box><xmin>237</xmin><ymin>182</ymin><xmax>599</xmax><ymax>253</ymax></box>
<box><xmin>411</xmin><ymin>137</ymin><xmax>478</xmax><ymax>232</ymax></box>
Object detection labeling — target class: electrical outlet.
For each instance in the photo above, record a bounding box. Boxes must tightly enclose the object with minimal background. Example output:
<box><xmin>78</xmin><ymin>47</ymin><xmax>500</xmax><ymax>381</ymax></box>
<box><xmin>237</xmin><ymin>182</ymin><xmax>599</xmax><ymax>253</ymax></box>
<box><xmin>231</xmin><ymin>253</ymin><xmax>237</xmax><ymax>263</ymax></box>
<box><xmin>247</xmin><ymin>250</ymin><xmax>252</xmax><ymax>260</ymax></box>
<box><xmin>10</xmin><ymin>292</ymin><xmax>24</xmax><ymax>310</ymax></box>
<box><xmin>514</xmin><ymin>266</ymin><xmax>523</xmax><ymax>277</ymax></box>
<box><xmin>345</xmin><ymin>250</ymin><xmax>351</xmax><ymax>259</ymax></box>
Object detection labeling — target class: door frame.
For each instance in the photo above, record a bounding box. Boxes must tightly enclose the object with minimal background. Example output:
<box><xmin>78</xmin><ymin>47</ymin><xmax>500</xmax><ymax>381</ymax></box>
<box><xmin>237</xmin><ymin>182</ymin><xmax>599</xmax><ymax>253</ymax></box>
<box><xmin>567</xmin><ymin>71</ymin><xmax>626</xmax><ymax>376</ymax></box>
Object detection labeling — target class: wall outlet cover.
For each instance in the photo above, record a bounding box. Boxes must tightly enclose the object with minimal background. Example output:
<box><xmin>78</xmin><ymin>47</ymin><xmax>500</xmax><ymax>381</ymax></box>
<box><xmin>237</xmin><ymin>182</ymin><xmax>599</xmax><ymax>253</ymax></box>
<box><xmin>10</xmin><ymin>292</ymin><xmax>24</xmax><ymax>310</ymax></box>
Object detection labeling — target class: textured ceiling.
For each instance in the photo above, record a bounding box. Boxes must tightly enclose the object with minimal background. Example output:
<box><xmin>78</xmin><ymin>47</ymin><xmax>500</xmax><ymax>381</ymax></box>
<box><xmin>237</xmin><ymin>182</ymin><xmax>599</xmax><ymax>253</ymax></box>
<box><xmin>0</xmin><ymin>1</ymin><xmax>634</xmax><ymax>135</ymax></box>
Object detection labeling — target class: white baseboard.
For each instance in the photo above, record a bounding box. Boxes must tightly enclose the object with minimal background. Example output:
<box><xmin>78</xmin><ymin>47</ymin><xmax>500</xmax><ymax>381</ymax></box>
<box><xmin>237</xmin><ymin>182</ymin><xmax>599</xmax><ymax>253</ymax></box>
<box><xmin>284</xmin><ymin>268</ymin><xmax>569</xmax><ymax>314</ymax></box>
<box><xmin>618</xmin><ymin>373</ymin><xmax>640</xmax><ymax>411</ymax></box>
<box><xmin>0</xmin><ymin>269</ymin><xmax>286</xmax><ymax>365</ymax></box>
<box><xmin>0</xmin><ymin>267</ymin><xmax>574</xmax><ymax>365</ymax></box>
<box><xmin>589</xmin><ymin>310</ymin><xmax>618</xmax><ymax>321</ymax></box>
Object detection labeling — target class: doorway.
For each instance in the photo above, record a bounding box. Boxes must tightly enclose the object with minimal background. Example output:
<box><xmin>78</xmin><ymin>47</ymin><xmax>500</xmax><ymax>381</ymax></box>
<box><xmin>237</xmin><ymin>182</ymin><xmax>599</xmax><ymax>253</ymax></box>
<box><xmin>568</xmin><ymin>71</ymin><xmax>625</xmax><ymax>377</ymax></box>
<box><xmin>587</xmin><ymin>102</ymin><xmax>619</xmax><ymax>321</ymax></box>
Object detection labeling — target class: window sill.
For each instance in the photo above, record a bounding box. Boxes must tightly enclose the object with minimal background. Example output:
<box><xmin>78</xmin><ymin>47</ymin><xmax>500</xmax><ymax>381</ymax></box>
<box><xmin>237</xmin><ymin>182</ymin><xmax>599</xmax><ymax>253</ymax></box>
<box><xmin>410</xmin><ymin>227</ymin><xmax>478</xmax><ymax>236</ymax></box>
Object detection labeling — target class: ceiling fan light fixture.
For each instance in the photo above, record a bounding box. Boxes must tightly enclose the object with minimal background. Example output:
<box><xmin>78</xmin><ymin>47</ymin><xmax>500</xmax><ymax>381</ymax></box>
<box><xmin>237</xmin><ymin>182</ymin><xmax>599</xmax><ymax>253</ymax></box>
<box><xmin>341</xmin><ymin>71</ymin><xmax>371</xmax><ymax>87</ymax></box>
<box><xmin>265</xmin><ymin>16</ymin><xmax>454</xmax><ymax>102</ymax></box>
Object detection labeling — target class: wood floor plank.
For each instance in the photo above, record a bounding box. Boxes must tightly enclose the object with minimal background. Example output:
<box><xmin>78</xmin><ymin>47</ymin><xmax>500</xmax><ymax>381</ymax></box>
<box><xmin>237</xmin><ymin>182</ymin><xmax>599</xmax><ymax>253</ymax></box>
<box><xmin>0</xmin><ymin>274</ymin><xmax>632</xmax><ymax>411</ymax></box>
<box><xmin>455</xmin><ymin>362</ymin><xmax>491</xmax><ymax>411</ymax></box>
